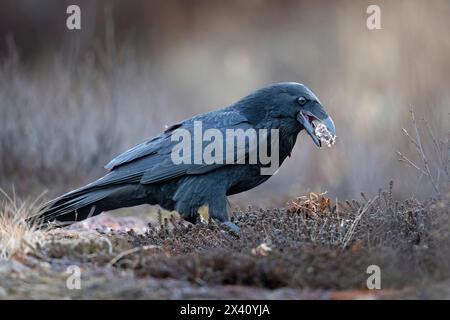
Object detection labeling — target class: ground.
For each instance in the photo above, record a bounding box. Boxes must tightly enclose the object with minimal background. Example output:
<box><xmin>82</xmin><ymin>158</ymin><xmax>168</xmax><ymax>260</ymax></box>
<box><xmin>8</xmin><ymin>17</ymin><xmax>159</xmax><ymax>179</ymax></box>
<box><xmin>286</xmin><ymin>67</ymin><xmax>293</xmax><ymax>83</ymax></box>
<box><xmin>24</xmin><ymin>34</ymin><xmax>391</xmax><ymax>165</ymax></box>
<box><xmin>1</xmin><ymin>186</ymin><xmax>449</xmax><ymax>299</ymax></box>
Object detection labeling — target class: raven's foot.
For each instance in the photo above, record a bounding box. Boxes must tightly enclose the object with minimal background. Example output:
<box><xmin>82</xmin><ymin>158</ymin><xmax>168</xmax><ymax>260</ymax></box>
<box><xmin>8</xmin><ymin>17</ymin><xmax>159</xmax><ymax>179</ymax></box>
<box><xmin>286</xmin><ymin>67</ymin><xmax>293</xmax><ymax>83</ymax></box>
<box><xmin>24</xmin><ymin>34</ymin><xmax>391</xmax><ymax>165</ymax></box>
<box><xmin>196</xmin><ymin>205</ymin><xmax>239</xmax><ymax>236</ymax></box>
<box><xmin>220</xmin><ymin>221</ymin><xmax>240</xmax><ymax>237</ymax></box>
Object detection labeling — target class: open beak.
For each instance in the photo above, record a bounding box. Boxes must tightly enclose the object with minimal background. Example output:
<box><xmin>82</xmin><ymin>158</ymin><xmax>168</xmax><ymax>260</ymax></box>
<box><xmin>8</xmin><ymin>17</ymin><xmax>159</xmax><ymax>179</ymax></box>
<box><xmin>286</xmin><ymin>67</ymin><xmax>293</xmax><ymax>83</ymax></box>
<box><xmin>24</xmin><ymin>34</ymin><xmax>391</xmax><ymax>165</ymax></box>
<box><xmin>296</xmin><ymin>107</ymin><xmax>336</xmax><ymax>148</ymax></box>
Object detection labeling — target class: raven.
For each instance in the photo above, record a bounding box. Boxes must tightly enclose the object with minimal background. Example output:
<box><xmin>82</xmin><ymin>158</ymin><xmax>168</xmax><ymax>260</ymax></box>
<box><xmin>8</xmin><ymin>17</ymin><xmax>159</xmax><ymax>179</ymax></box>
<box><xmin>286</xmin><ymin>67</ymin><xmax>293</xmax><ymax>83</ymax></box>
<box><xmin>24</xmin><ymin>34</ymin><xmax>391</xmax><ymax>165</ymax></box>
<box><xmin>32</xmin><ymin>82</ymin><xmax>335</xmax><ymax>233</ymax></box>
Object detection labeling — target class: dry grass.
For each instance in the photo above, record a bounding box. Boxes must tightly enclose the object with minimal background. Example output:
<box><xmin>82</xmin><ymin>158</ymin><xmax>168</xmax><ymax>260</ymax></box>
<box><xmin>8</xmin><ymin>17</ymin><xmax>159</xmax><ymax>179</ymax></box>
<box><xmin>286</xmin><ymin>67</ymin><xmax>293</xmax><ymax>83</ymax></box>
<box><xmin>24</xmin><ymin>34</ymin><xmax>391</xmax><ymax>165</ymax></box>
<box><xmin>0</xmin><ymin>189</ymin><xmax>47</xmax><ymax>260</ymax></box>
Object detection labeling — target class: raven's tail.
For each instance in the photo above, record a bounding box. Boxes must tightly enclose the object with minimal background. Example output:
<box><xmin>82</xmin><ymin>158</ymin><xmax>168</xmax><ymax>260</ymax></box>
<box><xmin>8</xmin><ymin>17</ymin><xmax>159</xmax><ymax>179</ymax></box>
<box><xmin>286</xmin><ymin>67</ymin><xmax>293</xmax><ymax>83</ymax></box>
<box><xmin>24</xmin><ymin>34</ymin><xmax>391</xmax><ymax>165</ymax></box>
<box><xmin>29</xmin><ymin>187</ymin><xmax>115</xmax><ymax>228</ymax></box>
<box><xmin>29</xmin><ymin>184</ymin><xmax>126</xmax><ymax>229</ymax></box>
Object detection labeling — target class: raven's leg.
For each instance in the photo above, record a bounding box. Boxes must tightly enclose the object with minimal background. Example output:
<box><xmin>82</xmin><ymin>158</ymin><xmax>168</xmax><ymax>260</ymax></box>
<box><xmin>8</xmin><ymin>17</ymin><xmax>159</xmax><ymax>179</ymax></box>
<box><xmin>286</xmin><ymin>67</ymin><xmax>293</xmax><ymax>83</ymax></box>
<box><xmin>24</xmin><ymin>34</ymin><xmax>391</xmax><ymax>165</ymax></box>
<box><xmin>207</xmin><ymin>194</ymin><xmax>240</xmax><ymax>236</ymax></box>
<box><xmin>174</xmin><ymin>193</ymin><xmax>229</xmax><ymax>223</ymax></box>
<box><xmin>173</xmin><ymin>179</ymin><xmax>240</xmax><ymax>235</ymax></box>
<box><xmin>207</xmin><ymin>194</ymin><xmax>228</xmax><ymax>222</ymax></box>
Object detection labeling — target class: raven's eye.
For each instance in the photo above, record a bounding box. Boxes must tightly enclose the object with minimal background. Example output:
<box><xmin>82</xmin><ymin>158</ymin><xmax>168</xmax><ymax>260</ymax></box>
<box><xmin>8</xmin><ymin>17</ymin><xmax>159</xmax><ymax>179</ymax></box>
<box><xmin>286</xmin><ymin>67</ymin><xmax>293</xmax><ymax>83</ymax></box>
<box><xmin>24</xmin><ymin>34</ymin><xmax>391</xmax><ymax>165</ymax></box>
<box><xmin>298</xmin><ymin>96</ymin><xmax>307</xmax><ymax>106</ymax></box>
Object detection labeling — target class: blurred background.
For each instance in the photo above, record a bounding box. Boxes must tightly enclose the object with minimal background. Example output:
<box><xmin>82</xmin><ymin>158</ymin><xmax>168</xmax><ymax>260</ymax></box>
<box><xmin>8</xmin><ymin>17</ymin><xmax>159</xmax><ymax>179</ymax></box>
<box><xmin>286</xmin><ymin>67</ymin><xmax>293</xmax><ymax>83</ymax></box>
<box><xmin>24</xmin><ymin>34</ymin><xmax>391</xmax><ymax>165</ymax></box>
<box><xmin>0</xmin><ymin>0</ymin><xmax>449</xmax><ymax>208</ymax></box>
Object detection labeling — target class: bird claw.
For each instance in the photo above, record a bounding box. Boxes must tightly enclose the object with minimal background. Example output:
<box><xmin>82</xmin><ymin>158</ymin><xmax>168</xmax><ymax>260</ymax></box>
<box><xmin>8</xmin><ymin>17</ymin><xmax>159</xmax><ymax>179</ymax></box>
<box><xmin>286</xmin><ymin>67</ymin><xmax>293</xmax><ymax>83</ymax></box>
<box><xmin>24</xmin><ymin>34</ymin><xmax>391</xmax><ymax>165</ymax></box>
<box><xmin>221</xmin><ymin>221</ymin><xmax>241</xmax><ymax>236</ymax></box>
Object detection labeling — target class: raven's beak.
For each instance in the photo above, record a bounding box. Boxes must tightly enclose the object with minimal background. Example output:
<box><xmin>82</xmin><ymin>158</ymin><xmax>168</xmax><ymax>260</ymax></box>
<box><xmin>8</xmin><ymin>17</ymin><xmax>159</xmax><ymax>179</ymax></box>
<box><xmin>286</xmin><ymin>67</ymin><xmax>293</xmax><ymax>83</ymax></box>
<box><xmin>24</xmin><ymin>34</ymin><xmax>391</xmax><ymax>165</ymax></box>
<box><xmin>296</xmin><ymin>106</ymin><xmax>336</xmax><ymax>148</ymax></box>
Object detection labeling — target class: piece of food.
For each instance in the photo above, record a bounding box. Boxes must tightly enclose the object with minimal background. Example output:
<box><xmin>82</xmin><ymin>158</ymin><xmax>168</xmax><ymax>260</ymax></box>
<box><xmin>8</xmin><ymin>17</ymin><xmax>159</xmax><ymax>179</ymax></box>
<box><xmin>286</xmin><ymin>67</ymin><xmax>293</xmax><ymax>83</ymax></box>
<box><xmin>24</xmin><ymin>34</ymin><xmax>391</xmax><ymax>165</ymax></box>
<box><xmin>315</xmin><ymin>122</ymin><xmax>336</xmax><ymax>147</ymax></box>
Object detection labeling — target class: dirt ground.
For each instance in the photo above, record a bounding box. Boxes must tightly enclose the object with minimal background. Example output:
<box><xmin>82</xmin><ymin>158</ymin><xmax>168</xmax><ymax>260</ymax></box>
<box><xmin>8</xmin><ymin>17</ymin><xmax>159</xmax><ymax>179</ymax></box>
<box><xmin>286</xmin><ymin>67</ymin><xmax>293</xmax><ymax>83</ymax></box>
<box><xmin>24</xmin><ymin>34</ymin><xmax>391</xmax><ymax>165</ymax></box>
<box><xmin>1</xmin><ymin>187</ymin><xmax>449</xmax><ymax>300</ymax></box>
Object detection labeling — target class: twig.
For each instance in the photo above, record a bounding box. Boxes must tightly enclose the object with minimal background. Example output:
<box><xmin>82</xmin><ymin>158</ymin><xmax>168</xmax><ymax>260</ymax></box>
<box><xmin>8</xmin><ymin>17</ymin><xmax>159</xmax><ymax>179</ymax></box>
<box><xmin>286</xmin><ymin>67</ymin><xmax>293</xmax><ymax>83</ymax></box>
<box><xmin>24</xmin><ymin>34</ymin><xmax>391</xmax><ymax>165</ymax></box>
<box><xmin>342</xmin><ymin>196</ymin><xmax>377</xmax><ymax>249</ymax></box>
<box><xmin>107</xmin><ymin>245</ymin><xmax>160</xmax><ymax>267</ymax></box>
<box><xmin>400</xmin><ymin>109</ymin><xmax>441</xmax><ymax>198</ymax></box>
<box><xmin>424</xmin><ymin>118</ymin><xmax>450</xmax><ymax>183</ymax></box>
<box><xmin>410</xmin><ymin>110</ymin><xmax>441</xmax><ymax>197</ymax></box>
<box><xmin>397</xmin><ymin>151</ymin><xmax>428</xmax><ymax>176</ymax></box>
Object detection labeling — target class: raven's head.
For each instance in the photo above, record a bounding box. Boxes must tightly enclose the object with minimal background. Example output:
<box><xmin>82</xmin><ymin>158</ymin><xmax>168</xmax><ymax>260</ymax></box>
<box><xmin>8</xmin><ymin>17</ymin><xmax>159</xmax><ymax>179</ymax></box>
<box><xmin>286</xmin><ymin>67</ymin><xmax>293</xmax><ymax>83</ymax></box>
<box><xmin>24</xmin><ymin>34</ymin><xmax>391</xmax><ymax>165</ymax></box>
<box><xmin>292</xmin><ymin>83</ymin><xmax>336</xmax><ymax>147</ymax></box>
<box><xmin>243</xmin><ymin>82</ymin><xmax>336</xmax><ymax>148</ymax></box>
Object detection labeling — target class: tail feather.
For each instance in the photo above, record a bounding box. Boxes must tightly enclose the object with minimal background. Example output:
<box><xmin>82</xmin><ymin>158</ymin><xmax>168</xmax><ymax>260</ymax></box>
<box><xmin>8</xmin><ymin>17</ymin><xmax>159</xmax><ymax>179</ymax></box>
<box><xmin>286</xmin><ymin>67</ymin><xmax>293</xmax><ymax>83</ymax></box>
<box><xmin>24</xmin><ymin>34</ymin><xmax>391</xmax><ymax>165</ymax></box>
<box><xmin>30</xmin><ymin>186</ymin><xmax>117</xmax><ymax>228</ymax></box>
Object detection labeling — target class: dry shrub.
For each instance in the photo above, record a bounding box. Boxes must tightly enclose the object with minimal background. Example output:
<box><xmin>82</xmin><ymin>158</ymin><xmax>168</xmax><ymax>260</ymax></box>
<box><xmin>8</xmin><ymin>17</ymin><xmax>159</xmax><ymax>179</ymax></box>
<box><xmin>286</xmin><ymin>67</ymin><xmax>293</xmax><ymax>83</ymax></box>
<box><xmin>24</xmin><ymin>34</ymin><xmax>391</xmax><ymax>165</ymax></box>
<box><xmin>398</xmin><ymin>110</ymin><xmax>450</xmax><ymax>198</ymax></box>
<box><xmin>287</xmin><ymin>192</ymin><xmax>332</xmax><ymax>216</ymax></box>
<box><xmin>0</xmin><ymin>189</ymin><xmax>46</xmax><ymax>260</ymax></box>
<box><xmin>104</xmin><ymin>183</ymin><xmax>449</xmax><ymax>290</ymax></box>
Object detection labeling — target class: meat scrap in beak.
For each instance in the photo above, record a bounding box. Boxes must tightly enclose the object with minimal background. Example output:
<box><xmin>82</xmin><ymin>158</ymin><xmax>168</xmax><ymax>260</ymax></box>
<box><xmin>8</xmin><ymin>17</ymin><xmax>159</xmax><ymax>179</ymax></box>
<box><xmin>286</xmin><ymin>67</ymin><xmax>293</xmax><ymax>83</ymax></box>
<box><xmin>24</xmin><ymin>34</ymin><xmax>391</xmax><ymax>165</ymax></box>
<box><xmin>315</xmin><ymin>122</ymin><xmax>336</xmax><ymax>147</ymax></box>
<box><xmin>297</xmin><ymin>111</ymin><xmax>336</xmax><ymax>148</ymax></box>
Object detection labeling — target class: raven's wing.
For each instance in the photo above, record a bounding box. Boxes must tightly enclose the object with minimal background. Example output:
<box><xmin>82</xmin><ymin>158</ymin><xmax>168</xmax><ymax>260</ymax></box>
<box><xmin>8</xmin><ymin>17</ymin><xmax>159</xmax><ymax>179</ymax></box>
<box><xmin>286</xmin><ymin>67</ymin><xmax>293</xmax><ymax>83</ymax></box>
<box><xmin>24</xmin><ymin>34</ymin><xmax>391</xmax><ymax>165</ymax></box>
<box><xmin>95</xmin><ymin>109</ymin><xmax>254</xmax><ymax>187</ymax></box>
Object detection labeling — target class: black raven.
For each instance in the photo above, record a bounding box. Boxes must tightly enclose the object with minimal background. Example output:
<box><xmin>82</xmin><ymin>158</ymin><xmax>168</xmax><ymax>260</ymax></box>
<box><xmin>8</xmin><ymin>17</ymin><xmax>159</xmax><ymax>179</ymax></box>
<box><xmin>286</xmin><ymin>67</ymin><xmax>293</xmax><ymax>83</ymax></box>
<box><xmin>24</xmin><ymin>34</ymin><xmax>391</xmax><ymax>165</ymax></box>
<box><xmin>32</xmin><ymin>82</ymin><xmax>335</xmax><ymax>233</ymax></box>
